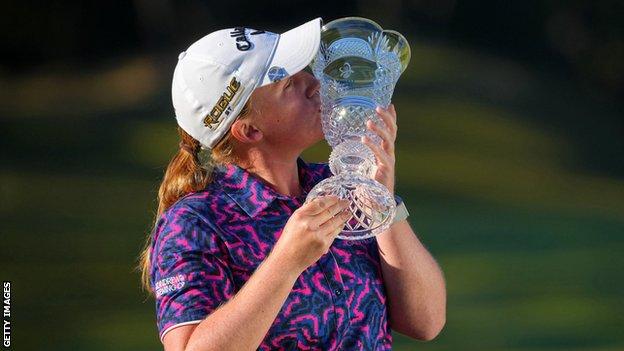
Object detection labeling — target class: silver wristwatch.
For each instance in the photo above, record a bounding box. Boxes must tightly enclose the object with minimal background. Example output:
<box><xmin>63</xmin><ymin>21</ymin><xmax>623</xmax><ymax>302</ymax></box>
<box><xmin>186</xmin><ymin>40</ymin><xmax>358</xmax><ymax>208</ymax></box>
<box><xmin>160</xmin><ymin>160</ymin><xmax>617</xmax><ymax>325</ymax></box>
<box><xmin>392</xmin><ymin>195</ymin><xmax>410</xmax><ymax>224</ymax></box>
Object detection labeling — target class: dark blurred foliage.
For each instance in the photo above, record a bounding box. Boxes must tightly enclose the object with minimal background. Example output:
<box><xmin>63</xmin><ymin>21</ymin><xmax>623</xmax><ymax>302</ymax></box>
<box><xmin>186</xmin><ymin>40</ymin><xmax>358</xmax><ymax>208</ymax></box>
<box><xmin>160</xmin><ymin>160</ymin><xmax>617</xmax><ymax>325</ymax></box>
<box><xmin>2</xmin><ymin>1</ymin><xmax>623</xmax><ymax>96</ymax></box>
<box><xmin>2</xmin><ymin>0</ymin><xmax>622</xmax><ymax>176</ymax></box>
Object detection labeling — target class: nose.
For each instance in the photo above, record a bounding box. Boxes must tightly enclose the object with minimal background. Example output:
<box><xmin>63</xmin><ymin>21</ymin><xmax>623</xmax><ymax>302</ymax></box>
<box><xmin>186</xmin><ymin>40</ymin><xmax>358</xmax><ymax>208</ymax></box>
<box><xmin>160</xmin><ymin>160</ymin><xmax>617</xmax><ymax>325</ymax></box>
<box><xmin>304</xmin><ymin>73</ymin><xmax>320</xmax><ymax>98</ymax></box>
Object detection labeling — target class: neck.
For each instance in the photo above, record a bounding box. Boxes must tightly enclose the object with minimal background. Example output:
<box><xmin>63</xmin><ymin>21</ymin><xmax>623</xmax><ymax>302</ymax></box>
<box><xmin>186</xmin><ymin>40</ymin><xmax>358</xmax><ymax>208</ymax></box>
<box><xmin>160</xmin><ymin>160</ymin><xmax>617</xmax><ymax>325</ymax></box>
<box><xmin>235</xmin><ymin>147</ymin><xmax>302</xmax><ymax>198</ymax></box>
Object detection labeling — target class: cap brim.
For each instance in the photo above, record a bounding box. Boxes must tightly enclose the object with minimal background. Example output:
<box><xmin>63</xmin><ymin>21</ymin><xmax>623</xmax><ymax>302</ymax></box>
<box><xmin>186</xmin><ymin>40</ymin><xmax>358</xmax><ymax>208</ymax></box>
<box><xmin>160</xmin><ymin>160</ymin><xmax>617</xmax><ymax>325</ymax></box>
<box><xmin>259</xmin><ymin>17</ymin><xmax>321</xmax><ymax>86</ymax></box>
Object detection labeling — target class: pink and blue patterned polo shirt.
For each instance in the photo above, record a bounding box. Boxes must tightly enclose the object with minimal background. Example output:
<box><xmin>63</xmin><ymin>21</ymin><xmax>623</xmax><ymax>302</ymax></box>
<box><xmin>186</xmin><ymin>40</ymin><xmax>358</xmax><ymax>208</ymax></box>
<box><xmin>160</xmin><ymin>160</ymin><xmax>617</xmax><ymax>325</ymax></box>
<box><xmin>149</xmin><ymin>158</ymin><xmax>392</xmax><ymax>350</ymax></box>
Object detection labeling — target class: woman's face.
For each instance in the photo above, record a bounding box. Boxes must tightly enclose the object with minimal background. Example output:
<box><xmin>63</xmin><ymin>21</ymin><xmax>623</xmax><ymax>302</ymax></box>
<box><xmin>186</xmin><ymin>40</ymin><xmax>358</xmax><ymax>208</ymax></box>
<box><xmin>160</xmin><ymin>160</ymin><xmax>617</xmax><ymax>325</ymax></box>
<box><xmin>250</xmin><ymin>70</ymin><xmax>323</xmax><ymax>151</ymax></box>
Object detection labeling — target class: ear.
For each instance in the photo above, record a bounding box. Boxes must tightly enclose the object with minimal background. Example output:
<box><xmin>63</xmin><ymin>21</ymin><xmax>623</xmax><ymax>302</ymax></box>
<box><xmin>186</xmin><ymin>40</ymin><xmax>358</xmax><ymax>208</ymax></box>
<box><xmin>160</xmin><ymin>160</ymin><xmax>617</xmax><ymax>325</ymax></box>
<box><xmin>230</xmin><ymin>119</ymin><xmax>263</xmax><ymax>144</ymax></box>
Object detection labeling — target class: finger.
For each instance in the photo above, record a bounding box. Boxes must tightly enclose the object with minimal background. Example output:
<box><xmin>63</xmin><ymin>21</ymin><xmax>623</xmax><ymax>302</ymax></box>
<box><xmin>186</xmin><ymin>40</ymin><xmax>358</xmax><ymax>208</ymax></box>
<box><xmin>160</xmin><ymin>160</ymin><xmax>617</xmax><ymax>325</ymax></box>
<box><xmin>328</xmin><ymin>224</ymin><xmax>344</xmax><ymax>239</ymax></box>
<box><xmin>319</xmin><ymin>208</ymin><xmax>351</xmax><ymax>236</ymax></box>
<box><xmin>362</xmin><ymin>135</ymin><xmax>392</xmax><ymax>166</ymax></box>
<box><xmin>376</xmin><ymin>106</ymin><xmax>397</xmax><ymax>136</ymax></box>
<box><xmin>367</xmin><ymin>119</ymin><xmax>395</xmax><ymax>154</ymax></box>
<box><xmin>309</xmin><ymin>199</ymin><xmax>349</xmax><ymax>229</ymax></box>
<box><xmin>321</xmin><ymin>210</ymin><xmax>350</xmax><ymax>237</ymax></box>
<box><xmin>303</xmin><ymin>195</ymin><xmax>341</xmax><ymax>215</ymax></box>
<box><xmin>385</xmin><ymin>103</ymin><xmax>397</xmax><ymax>123</ymax></box>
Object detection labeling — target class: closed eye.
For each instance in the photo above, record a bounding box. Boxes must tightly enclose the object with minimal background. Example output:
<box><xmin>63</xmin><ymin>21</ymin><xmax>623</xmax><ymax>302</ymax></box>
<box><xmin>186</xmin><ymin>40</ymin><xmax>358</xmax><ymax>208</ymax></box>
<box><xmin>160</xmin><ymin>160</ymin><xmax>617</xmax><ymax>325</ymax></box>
<box><xmin>284</xmin><ymin>77</ymin><xmax>292</xmax><ymax>89</ymax></box>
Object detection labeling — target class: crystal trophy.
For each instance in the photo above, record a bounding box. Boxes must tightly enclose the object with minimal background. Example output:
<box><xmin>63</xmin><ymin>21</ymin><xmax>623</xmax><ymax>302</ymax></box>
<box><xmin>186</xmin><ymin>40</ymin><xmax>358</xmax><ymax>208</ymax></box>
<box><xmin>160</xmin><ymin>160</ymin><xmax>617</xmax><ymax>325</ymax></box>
<box><xmin>306</xmin><ymin>17</ymin><xmax>411</xmax><ymax>240</ymax></box>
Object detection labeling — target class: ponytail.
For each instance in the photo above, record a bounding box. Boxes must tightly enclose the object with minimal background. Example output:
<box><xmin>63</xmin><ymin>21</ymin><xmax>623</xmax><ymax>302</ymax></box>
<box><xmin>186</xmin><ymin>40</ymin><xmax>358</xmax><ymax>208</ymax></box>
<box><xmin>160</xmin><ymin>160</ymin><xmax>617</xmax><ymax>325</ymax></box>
<box><xmin>138</xmin><ymin>100</ymin><xmax>254</xmax><ymax>295</ymax></box>
<box><xmin>157</xmin><ymin>127</ymin><xmax>212</xmax><ymax>216</ymax></box>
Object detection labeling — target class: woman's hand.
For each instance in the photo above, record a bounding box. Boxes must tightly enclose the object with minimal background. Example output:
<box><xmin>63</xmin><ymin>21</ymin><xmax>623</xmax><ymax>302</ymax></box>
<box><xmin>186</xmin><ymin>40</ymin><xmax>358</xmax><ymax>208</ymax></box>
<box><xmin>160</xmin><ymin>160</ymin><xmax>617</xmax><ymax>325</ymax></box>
<box><xmin>362</xmin><ymin>104</ymin><xmax>397</xmax><ymax>194</ymax></box>
<box><xmin>272</xmin><ymin>196</ymin><xmax>350</xmax><ymax>273</ymax></box>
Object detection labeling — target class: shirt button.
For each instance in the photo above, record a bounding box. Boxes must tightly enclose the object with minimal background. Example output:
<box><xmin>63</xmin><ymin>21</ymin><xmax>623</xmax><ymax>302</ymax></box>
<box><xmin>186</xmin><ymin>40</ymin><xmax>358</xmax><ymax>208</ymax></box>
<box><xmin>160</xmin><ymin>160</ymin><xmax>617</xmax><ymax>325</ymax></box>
<box><xmin>334</xmin><ymin>288</ymin><xmax>342</xmax><ymax>296</ymax></box>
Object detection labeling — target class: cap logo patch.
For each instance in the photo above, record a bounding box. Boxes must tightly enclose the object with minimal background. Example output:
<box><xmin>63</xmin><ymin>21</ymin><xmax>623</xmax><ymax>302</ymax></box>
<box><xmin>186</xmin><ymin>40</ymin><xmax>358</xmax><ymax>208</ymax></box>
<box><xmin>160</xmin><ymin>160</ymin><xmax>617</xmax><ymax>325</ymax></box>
<box><xmin>204</xmin><ymin>77</ymin><xmax>241</xmax><ymax>129</ymax></box>
<box><xmin>268</xmin><ymin>66</ymin><xmax>288</xmax><ymax>82</ymax></box>
<box><xmin>230</xmin><ymin>28</ymin><xmax>266</xmax><ymax>51</ymax></box>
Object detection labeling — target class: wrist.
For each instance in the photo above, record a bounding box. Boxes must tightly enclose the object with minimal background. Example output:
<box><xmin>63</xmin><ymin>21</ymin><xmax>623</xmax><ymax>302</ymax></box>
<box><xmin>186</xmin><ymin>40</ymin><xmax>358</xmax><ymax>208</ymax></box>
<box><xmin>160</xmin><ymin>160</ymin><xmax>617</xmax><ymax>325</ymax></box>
<box><xmin>267</xmin><ymin>242</ymin><xmax>306</xmax><ymax>279</ymax></box>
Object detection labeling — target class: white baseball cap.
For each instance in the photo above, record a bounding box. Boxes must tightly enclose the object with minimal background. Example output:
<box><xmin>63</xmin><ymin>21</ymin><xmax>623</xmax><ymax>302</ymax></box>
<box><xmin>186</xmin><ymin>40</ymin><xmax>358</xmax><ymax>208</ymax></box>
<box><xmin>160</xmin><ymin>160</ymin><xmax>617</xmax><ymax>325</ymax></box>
<box><xmin>172</xmin><ymin>17</ymin><xmax>322</xmax><ymax>149</ymax></box>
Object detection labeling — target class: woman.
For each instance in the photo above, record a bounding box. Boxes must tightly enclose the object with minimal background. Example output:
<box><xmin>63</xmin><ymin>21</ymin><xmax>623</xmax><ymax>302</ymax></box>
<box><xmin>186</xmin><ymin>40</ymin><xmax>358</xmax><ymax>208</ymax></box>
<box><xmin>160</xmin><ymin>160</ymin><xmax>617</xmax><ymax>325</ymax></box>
<box><xmin>139</xmin><ymin>18</ymin><xmax>446</xmax><ymax>351</ymax></box>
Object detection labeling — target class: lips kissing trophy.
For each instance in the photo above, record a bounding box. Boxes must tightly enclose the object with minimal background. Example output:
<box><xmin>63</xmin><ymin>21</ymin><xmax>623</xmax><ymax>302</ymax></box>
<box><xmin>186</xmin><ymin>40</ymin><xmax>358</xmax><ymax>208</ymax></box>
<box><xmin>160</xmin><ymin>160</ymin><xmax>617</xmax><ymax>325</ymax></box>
<box><xmin>306</xmin><ymin>17</ymin><xmax>411</xmax><ymax>240</ymax></box>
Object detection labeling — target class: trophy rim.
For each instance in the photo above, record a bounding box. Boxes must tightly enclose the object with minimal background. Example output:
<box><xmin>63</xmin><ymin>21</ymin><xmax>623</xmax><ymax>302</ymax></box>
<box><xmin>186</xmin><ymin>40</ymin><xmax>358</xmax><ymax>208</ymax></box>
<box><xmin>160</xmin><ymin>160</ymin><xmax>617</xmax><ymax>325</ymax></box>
<box><xmin>321</xmin><ymin>16</ymin><xmax>384</xmax><ymax>33</ymax></box>
<box><xmin>319</xmin><ymin>17</ymin><xmax>411</xmax><ymax>74</ymax></box>
<box><xmin>380</xmin><ymin>29</ymin><xmax>412</xmax><ymax>73</ymax></box>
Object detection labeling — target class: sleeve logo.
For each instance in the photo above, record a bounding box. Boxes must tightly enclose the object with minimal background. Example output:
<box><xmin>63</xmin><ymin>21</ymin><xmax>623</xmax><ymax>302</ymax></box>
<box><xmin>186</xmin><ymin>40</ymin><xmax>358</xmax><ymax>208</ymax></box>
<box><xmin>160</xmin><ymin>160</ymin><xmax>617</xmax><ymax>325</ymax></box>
<box><xmin>155</xmin><ymin>274</ymin><xmax>186</xmax><ymax>297</ymax></box>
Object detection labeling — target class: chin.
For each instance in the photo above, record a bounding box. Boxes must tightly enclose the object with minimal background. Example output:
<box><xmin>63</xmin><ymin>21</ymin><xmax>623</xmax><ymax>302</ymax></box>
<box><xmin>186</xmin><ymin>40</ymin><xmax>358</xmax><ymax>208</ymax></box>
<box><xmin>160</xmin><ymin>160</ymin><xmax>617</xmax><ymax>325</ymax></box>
<box><xmin>300</xmin><ymin>130</ymin><xmax>325</xmax><ymax>149</ymax></box>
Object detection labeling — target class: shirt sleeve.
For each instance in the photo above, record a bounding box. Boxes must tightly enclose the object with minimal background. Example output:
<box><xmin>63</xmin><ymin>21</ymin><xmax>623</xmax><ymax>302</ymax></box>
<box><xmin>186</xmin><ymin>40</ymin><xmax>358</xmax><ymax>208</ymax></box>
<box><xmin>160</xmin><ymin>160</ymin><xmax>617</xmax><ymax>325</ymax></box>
<box><xmin>150</xmin><ymin>204</ymin><xmax>236</xmax><ymax>342</ymax></box>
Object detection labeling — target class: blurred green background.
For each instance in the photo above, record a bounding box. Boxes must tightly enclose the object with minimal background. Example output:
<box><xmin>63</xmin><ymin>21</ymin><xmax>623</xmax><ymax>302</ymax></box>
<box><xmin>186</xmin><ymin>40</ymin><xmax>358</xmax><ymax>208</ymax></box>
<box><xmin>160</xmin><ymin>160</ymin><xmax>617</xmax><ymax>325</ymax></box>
<box><xmin>1</xmin><ymin>1</ymin><xmax>623</xmax><ymax>350</ymax></box>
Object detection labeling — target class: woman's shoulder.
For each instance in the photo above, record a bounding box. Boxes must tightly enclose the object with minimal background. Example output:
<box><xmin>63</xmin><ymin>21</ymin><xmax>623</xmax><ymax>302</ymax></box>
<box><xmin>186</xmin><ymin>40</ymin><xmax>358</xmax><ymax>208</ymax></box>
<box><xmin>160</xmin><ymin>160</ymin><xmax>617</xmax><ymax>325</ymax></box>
<box><xmin>164</xmin><ymin>178</ymin><xmax>229</xmax><ymax>218</ymax></box>
<box><xmin>151</xmin><ymin>189</ymin><xmax>223</xmax><ymax>260</ymax></box>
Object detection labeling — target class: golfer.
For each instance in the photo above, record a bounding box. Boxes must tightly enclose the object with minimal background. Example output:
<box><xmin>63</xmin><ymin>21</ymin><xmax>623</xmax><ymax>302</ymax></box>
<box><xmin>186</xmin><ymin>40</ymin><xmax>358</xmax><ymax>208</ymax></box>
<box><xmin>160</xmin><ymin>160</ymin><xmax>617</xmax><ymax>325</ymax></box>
<box><xmin>139</xmin><ymin>17</ymin><xmax>446</xmax><ymax>351</ymax></box>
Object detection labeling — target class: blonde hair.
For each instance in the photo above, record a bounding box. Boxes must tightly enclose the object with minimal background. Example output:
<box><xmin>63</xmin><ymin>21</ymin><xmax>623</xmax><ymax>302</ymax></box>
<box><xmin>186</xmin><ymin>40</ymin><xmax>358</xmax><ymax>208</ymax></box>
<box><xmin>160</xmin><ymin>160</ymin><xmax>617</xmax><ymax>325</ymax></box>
<box><xmin>137</xmin><ymin>101</ymin><xmax>253</xmax><ymax>295</ymax></box>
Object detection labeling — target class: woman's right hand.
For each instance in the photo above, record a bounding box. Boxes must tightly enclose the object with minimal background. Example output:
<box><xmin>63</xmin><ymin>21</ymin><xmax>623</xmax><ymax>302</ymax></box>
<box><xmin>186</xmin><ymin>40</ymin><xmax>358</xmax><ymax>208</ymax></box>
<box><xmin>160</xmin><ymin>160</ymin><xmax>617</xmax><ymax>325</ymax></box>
<box><xmin>272</xmin><ymin>196</ymin><xmax>351</xmax><ymax>273</ymax></box>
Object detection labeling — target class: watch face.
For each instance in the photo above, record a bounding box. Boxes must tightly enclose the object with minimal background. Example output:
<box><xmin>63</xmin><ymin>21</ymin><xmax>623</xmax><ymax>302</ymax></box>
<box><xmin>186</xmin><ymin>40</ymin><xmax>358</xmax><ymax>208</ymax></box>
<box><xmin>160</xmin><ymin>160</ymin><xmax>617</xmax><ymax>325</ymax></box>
<box><xmin>393</xmin><ymin>201</ymin><xmax>409</xmax><ymax>224</ymax></box>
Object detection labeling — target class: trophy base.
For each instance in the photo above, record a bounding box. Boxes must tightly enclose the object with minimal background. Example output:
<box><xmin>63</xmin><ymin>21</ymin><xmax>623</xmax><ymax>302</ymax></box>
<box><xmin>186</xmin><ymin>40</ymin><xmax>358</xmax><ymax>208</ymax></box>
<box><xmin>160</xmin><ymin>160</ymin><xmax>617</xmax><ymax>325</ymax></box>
<box><xmin>306</xmin><ymin>172</ymin><xmax>396</xmax><ymax>240</ymax></box>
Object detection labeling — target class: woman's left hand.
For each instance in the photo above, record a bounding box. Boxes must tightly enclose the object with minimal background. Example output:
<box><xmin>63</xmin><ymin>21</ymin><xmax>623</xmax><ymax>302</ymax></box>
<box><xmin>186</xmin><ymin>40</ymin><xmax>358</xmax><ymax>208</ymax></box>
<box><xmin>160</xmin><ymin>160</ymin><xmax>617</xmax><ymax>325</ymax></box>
<box><xmin>361</xmin><ymin>104</ymin><xmax>397</xmax><ymax>195</ymax></box>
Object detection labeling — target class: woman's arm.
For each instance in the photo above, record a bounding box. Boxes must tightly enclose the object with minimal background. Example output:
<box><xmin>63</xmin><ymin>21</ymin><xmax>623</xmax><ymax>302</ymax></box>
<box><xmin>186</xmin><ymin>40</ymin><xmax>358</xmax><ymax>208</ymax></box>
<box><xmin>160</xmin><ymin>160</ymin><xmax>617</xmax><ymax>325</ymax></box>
<box><xmin>376</xmin><ymin>220</ymin><xmax>446</xmax><ymax>340</ymax></box>
<box><xmin>164</xmin><ymin>196</ymin><xmax>350</xmax><ymax>351</ymax></box>
<box><xmin>162</xmin><ymin>248</ymin><xmax>298</xmax><ymax>350</ymax></box>
<box><xmin>362</xmin><ymin>104</ymin><xmax>447</xmax><ymax>340</ymax></box>
<box><xmin>182</xmin><ymin>246</ymin><xmax>301</xmax><ymax>351</ymax></box>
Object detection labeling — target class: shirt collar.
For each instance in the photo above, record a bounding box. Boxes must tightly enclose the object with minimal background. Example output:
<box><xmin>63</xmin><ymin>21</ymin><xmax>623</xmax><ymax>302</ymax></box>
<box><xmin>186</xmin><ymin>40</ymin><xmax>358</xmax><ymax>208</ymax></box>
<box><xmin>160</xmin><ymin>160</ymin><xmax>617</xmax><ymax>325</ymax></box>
<box><xmin>216</xmin><ymin>158</ymin><xmax>324</xmax><ymax>218</ymax></box>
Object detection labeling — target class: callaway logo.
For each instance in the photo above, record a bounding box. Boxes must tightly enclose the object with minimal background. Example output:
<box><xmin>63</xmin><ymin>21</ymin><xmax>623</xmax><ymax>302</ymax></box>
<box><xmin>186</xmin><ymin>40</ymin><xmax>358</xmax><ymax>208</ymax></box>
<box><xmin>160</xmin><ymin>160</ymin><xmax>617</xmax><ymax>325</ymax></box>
<box><xmin>229</xmin><ymin>27</ymin><xmax>266</xmax><ymax>51</ymax></box>
<box><xmin>204</xmin><ymin>77</ymin><xmax>241</xmax><ymax>129</ymax></box>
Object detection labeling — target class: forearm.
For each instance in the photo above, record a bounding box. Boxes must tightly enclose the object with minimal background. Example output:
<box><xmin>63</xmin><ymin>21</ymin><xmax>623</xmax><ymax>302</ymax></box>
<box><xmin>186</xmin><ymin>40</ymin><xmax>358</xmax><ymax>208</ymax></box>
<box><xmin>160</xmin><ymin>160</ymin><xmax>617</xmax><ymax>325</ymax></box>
<box><xmin>376</xmin><ymin>220</ymin><xmax>446</xmax><ymax>340</ymax></box>
<box><xmin>185</xmin><ymin>250</ymin><xmax>301</xmax><ymax>351</ymax></box>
